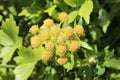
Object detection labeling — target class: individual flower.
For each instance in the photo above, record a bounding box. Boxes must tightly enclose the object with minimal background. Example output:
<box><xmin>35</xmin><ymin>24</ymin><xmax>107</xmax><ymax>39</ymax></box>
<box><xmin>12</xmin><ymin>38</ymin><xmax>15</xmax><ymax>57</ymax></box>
<box><xmin>50</xmin><ymin>26</ymin><xmax>61</xmax><ymax>35</ymax></box>
<box><xmin>45</xmin><ymin>41</ymin><xmax>55</xmax><ymax>51</ymax></box>
<box><xmin>57</xmin><ymin>57</ymin><xmax>68</xmax><ymax>65</ymax></box>
<box><xmin>43</xmin><ymin>18</ymin><xmax>54</xmax><ymax>27</ymax></box>
<box><xmin>69</xmin><ymin>40</ymin><xmax>80</xmax><ymax>53</ymax></box>
<box><xmin>57</xmin><ymin>35</ymin><xmax>68</xmax><ymax>44</ymax></box>
<box><xmin>29</xmin><ymin>25</ymin><xmax>39</xmax><ymax>34</ymax></box>
<box><xmin>41</xmin><ymin>50</ymin><xmax>53</xmax><ymax>61</ymax></box>
<box><xmin>63</xmin><ymin>27</ymin><xmax>74</xmax><ymax>38</ymax></box>
<box><xmin>56</xmin><ymin>45</ymin><xmax>66</xmax><ymax>57</ymax></box>
<box><xmin>74</xmin><ymin>25</ymin><xmax>84</xmax><ymax>36</ymax></box>
<box><xmin>30</xmin><ymin>36</ymin><xmax>40</xmax><ymax>48</ymax></box>
<box><xmin>41</xmin><ymin>30</ymin><xmax>50</xmax><ymax>40</ymax></box>
<box><xmin>58</xmin><ymin>12</ymin><xmax>68</xmax><ymax>22</ymax></box>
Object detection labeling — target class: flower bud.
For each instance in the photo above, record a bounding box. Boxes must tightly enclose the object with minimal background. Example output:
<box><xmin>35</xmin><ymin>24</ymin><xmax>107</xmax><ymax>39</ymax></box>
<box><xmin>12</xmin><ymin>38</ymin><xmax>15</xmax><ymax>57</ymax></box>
<box><xmin>63</xmin><ymin>27</ymin><xmax>74</xmax><ymax>38</ymax></box>
<box><xmin>69</xmin><ymin>40</ymin><xmax>80</xmax><ymax>53</ymax></box>
<box><xmin>56</xmin><ymin>45</ymin><xmax>66</xmax><ymax>57</ymax></box>
<box><xmin>41</xmin><ymin>50</ymin><xmax>53</xmax><ymax>61</ymax></box>
<box><xmin>74</xmin><ymin>25</ymin><xmax>84</xmax><ymax>36</ymax></box>
<box><xmin>30</xmin><ymin>36</ymin><xmax>40</xmax><ymax>48</ymax></box>
<box><xmin>29</xmin><ymin>25</ymin><xmax>39</xmax><ymax>34</ymax></box>
<box><xmin>58</xmin><ymin>12</ymin><xmax>68</xmax><ymax>22</ymax></box>
<box><xmin>57</xmin><ymin>57</ymin><xmax>68</xmax><ymax>65</ymax></box>
<box><xmin>43</xmin><ymin>18</ymin><xmax>54</xmax><ymax>27</ymax></box>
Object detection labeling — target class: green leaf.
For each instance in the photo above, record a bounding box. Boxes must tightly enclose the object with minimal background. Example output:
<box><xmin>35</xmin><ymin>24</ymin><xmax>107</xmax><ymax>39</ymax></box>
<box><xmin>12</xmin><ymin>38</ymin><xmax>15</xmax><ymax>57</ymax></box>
<box><xmin>1</xmin><ymin>16</ymin><xmax>19</xmax><ymax>41</ymax></box>
<box><xmin>0</xmin><ymin>30</ymin><xmax>14</xmax><ymax>46</ymax></box>
<box><xmin>18</xmin><ymin>6</ymin><xmax>41</xmax><ymax>19</ymax></box>
<box><xmin>33</xmin><ymin>46</ymin><xmax>44</xmax><ymax>61</ymax></box>
<box><xmin>110</xmin><ymin>73</ymin><xmax>120</xmax><ymax>79</ymax></box>
<box><xmin>98</xmin><ymin>9</ymin><xmax>110</xmax><ymax>33</ymax></box>
<box><xmin>68</xmin><ymin>11</ymin><xmax>78</xmax><ymax>23</ymax></box>
<box><xmin>14</xmin><ymin>46</ymin><xmax>43</xmax><ymax>64</ymax></box>
<box><xmin>63</xmin><ymin>62</ymin><xmax>74</xmax><ymax>72</ymax></box>
<box><xmin>64</xmin><ymin>0</ymin><xmax>85</xmax><ymax>7</ymax></box>
<box><xmin>63</xmin><ymin>54</ymin><xmax>74</xmax><ymax>71</ymax></box>
<box><xmin>0</xmin><ymin>47</ymin><xmax>16</xmax><ymax>64</ymax></box>
<box><xmin>14</xmin><ymin>62</ymin><xmax>36</xmax><ymax>80</ymax></box>
<box><xmin>83</xmin><ymin>66</ymin><xmax>93</xmax><ymax>80</ymax></box>
<box><xmin>81</xmin><ymin>41</ymin><xmax>93</xmax><ymax>50</ymax></box>
<box><xmin>0</xmin><ymin>16</ymin><xmax>22</xmax><ymax>64</ymax></box>
<box><xmin>44</xmin><ymin>5</ymin><xmax>57</xmax><ymax>16</ymax></box>
<box><xmin>104</xmin><ymin>59</ymin><xmax>120</xmax><ymax>70</ymax></box>
<box><xmin>14</xmin><ymin>47</ymin><xmax>35</xmax><ymax>64</ymax></box>
<box><xmin>104</xmin><ymin>46</ymin><xmax>114</xmax><ymax>60</ymax></box>
<box><xmin>96</xmin><ymin>65</ymin><xmax>105</xmax><ymax>76</ymax></box>
<box><xmin>8</xmin><ymin>6</ymin><xmax>17</xmax><ymax>16</ymax></box>
<box><xmin>14</xmin><ymin>46</ymin><xmax>43</xmax><ymax>80</ymax></box>
<box><xmin>78</xmin><ymin>0</ymin><xmax>93</xmax><ymax>24</ymax></box>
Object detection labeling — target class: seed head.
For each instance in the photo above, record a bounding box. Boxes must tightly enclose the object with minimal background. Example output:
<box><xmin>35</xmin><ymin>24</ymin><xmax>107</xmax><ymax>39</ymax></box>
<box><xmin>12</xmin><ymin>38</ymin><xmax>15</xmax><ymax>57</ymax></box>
<box><xmin>57</xmin><ymin>57</ymin><xmax>68</xmax><ymax>65</ymax></box>
<box><xmin>57</xmin><ymin>35</ymin><xmax>68</xmax><ymax>44</ymax></box>
<box><xmin>63</xmin><ymin>27</ymin><xmax>74</xmax><ymax>38</ymax></box>
<box><xmin>41</xmin><ymin>50</ymin><xmax>53</xmax><ymax>61</ymax></box>
<box><xmin>56</xmin><ymin>45</ymin><xmax>66</xmax><ymax>57</ymax></box>
<box><xmin>69</xmin><ymin>40</ymin><xmax>80</xmax><ymax>52</ymax></box>
<box><xmin>29</xmin><ymin>25</ymin><xmax>39</xmax><ymax>34</ymax></box>
<box><xmin>58</xmin><ymin>12</ymin><xmax>68</xmax><ymax>22</ymax></box>
<box><xmin>30</xmin><ymin>36</ymin><xmax>40</xmax><ymax>48</ymax></box>
<box><xmin>74</xmin><ymin>25</ymin><xmax>84</xmax><ymax>36</ymax></box>
<box><xmin>43</xmin><ymin>18</ymin><xmax>54</xmax><ymax>27</ymax></box>
<box><xmin>41</xmin><ymin>30</ymin><xmax>50</xmax><ymax>40</ymax></box>
<box><xmin>45</xmin><ymin>41</ymin><xmax>55</xmax><ymax>51</ymax></box>
<box><xmin>50</xmin><ymin>26</ymin><xmax>61</xmax><ymax>35</ymax></box>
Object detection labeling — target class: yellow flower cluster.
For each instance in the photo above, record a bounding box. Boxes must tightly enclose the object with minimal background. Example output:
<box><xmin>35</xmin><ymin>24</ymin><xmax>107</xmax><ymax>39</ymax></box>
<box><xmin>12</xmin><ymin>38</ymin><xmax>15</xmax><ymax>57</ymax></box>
<box><xmin>29</xmin><ymin>12</ymin><xmax>85</xmax><ymax>65</ymax></box>
<box><xmin>50</xmin><ymin>26</ymin><xmax>61</xmax><ymax>35</ymax></box>
<box><xmin>57</xmin><ymin>57</ymin><xmax>68</xmax><ymax>65</ymax></box>
<box><xmin>41</xmin><ymin>30</ymin><xmax>50</xmax><ymax>41</ymax></box>
<box><xmin>69</xmin><ymin>40</ymin><xmax>80</xmax><ymax>53</ymax></box>
<box><xmin>56</xmin><ymin>45</ymin><xmax>66</xmax><ymax>57</ymax></box>
<box><xmin>74</xmin><ymin>25</ymin><xmax>84</xmax><ymax>36</ymax></box>
<box><xmin>29</xmin><ymin>25</ymin><xmax>39</xmax><ymax>34</ymax></box>
<box><xmin>41</xmin><ymin>50</ymin><xmax>53</xmax><ymax>61</ymax></box>
<box><xmin>45</xmin><ymin>41</ymin><xmax>55</xmax><ymax>51</ymax></box>
<box><xmin>58</xmin><ymin>12</ymin><xmax>68</xmax><ymax>22</ymax></box>
<box><xmin>30</xmin><ymin>36</ymin><xmax>40</xmax><ymax>48</ymax></box>
<box><xmin>63</xmin><ymin>27</ymin><xmax>74</xmax><ymax>38</ymax></box>
<box><xmin>43</xmin><ymin>18</ymin><xmax>54</xmax><ymax>27</ymax></box>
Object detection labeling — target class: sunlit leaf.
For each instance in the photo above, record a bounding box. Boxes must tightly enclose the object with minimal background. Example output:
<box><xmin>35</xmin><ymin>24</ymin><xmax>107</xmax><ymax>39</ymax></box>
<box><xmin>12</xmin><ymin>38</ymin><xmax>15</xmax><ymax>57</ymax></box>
<box><xmin>63</xmin><ymin>54</ymin><xmax>74</xmax><ymax>71</ymax></box>
<box><xmin>78</xmin><ymin>0</ymin><xmax>93</xmax><ymax>24</ymax></box>
<box><xmin>14</xmin><ymin>62</ymin><xmax>36</xmax><ymax>80</ymax></box>
<box><xmin>81</xmin><ymin>41</ymin><xmax>93</xmax><ymax>50</ymax></box>
<box><xmin>0</xmin><ymin>47</ymin><xmax>16</xmax><ymax>64</ymax></box>
<box><xmin>0</xmin><ymin>16</ymin><xmax>22</xmax><ymax>64</ymax></box>
<box><xmin>19</xmin><ymin>6</ymin><xmax>41</xmax><ymax>19</ymax></box>
<box><xmin>1</xmin><ymin>16</ymin><xmax>19</xmax><ymax>42</ymax></box>
<box><xmin>96</xmin><ymin>65</ymin><xmax>105</xmax><ymax>76</ymax></box>
<box><xmin>104</xmin><ymin>59</ymin><xmax>120</xmax><ymax>70</ymax></box>
<box><xmin>44</xmin><ymin>5</ymin><xmax>57</xmax><ymax>16</ymax></box>
<box><xmin>68</xmin><ymin>11</ymin><xmax>78</xmax><ymax>23</ymax></box>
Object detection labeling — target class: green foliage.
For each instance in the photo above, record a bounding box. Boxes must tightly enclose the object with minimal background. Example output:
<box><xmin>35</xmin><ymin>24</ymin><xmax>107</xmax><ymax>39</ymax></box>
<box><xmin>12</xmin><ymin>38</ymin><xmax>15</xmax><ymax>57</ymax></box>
<box><xmin>78</xmin><ymin>0</ymin><xmax>93</xmax><ymax>24</ymax></box>
<box><xmin>0</xmin><ymin>16</ymin><xmax>22</xmax><ymax>65</ymax></box>
<box><xmin>0</xmin><ymin>0</ymin><xmax>120</xmax><ymax>80</ymax></box>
